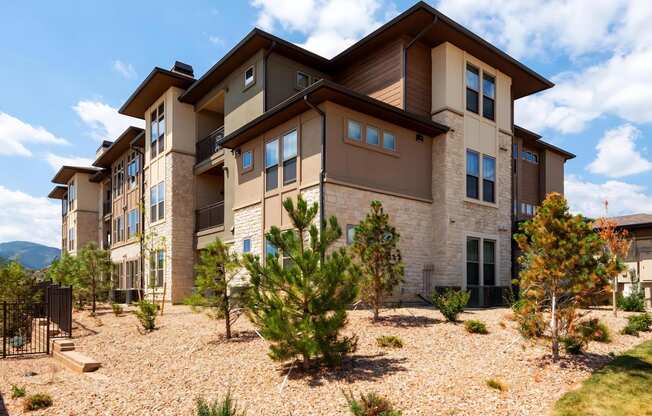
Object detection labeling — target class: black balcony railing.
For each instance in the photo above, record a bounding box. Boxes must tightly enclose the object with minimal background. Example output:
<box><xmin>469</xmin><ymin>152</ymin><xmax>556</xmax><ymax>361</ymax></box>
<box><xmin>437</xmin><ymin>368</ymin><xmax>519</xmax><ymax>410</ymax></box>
<box><xmin>196</xmin><ymin>126</ymin><xmax>224</xmax><ymax>164</ymax></box>
<box><xmin>103</xmin><ymin>201</ymin><xmax>112</xmax><ymax>216</ymax></box>
<box><xmin>195</xmin><ymin>201</ymin><xmax>225</xmax><ymax>232</ymax></box>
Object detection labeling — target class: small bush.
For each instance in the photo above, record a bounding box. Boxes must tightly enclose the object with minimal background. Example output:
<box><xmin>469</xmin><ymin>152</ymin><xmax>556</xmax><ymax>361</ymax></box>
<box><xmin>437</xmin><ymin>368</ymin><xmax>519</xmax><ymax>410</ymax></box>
<box><xmin>376</xmin><ymin>335</ymin><xmax>404</xmax><ymax>349</ymax></box>
<box><xmin>195</xmin><ymin>391</ymin><xmax>245</xmax><ymax>416</ymax></box>
<box><xmin>23</xmin><ymin>394</ymin><xmax>53</xmax><ymax>411</ymax></box>
<box><xmin>11</xmin><ymin>384</ymin><xmax>26</xmax><ymax>399</ymax></box>
<box><xmin>618</xmin><ymin>292</ymin><xmax>646</xmax><ymax>312</ymax></box>
<box><xmin>561</xmin><ymin>336</ymin><xmax>584</xmax><ymax>355</ymax></box>
<box><xmin>621</xmin><ymin>313</ymin><xmax>652</xmax><ymax>336</ymax></box>
<box><xmin>431</xmin><ymin>289</ymin><xmax>470</xmax><ymax>322</ymax></box>
<box><xmin>135</xmin><ymin>300</ymin><xmax>158</xmax><ymax>332</ymax></box>
<box><xmin>464</xmin><ymin>320</ymin><xmax>488</xmax><ymax>334</ymax></box>
<box><xmin>512</xmin><ymin>301</ymin><xmax>546</xmax><ymax>339</ymax></box>
<box><xmin>344</xmin><ymin>391</ymin><xmax>402</xmax><ymax>416</ymax></box>
<box><xmin>576</xmin><ymin>318</ymin><xmax>611</xmax><ymax>343</ymax></box>
<box><xmin>111</xmin><ymin>303</ymin><xmax>124</xmax><ymax>316</ymax></box>
<box><xmin>486</xmin><ymin>378</ymin><xmax>507</xmax><ymax>392</ymax></box>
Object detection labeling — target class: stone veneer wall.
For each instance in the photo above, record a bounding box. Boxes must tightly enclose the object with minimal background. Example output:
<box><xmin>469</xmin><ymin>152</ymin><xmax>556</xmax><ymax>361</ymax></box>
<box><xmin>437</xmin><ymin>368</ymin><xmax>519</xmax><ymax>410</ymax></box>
<box><xmin>323</xmin><ymin>182</ymin><xmax>434</xmax><ymax>299</ymax></box>
<box><xmin>431</xmin><ymin>110</ymin><xmax>512</xmax><ymax>287</ymax></box>
<box><xmin>232</xmin><ymin>203</ymin><xmax>263</xmax><ymax>286</ymax></box>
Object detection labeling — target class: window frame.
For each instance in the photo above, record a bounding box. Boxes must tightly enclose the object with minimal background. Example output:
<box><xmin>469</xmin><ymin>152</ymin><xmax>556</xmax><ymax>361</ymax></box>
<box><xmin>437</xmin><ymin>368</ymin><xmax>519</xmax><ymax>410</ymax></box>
<box><xmin>243</xmin><ymin>238</ymin><xmax>251</xmax><ymax>254</ymax></box>
<box><xmin>482</xmin><ymin>155</ymin><xmax>496</xmax><ymax>203</ymax></box>
<box><xmin>150</xmin><ymin>250</ymin><xmax>164</xmax><ymax>287</ymax></box>
<box><xmin>265</xmin><ymin>138</ymin><xmax>279</xmax><ymax>192</ymax></box>
<box><xmin>127</xmin><ymin>152</ymin><xmax>139</xmax><ymax>190</ymax></box>
<box><xmin>346</xmin><ymin>225</ymin><xmax>356</xmax><ymax>245</ymax></box>
<box><xmin>466</xmin><ymin>64</ymin><xmax>480</xmax><ymax>114</ymax></box>
<box><xmin>466</xmin><ymin>150</ymin><xmax>480</xmax><ymax>199</ymax></box>
<box><xmin>113</xmin><ymin>160</ymin><xmax>124</xmax><ymax>197</ymax></box>
<box><xmin>482</xmin><ymin>73</ymin><xmax>496</xmax><ymax>121</ymax></box>
<box><xmin>244</xmin><ymin>65</ymin><xmax>255</xmax><ymax>90</ymax></box>
<box><xmin>347</xmin><ymin>119</ymin><xmax>362</xmax><ymax>142</ymax></box>
<box><xmin>366</xmin><ymin>125</ymin><xmax>380</xmax><ymax>146</ymax></box>
<box><xmin>295</xmin><ymin>71</ymin><xmax>310</xmax><ymax>90</ymax></box>
<box><xmin>150</xmin><ymin>102</ymin><xmax>165</xmax><ymax>159</ymax></box>
<box><xmin>127</xmin><ymin>208</ymin><xmax>139</xmax><ymax>239</ymax></box>
<box><xmin>282</xmin><ymin>129</ymin><xmax>298</xmax><ymax>186</ymax></box>
<box><xmin>242</xmin><ymin>149</ymin><xmax>253</xmax><ymax>172</ymax></box>
<box><xmin>150</xmin><ymin>181</ymin><xmax>165</xmax><ymax>223</ymax></box>
<box><xmin>465</xmin><ymin>235</ymin><xmax>498</xmax><ymax>288</ymax></box>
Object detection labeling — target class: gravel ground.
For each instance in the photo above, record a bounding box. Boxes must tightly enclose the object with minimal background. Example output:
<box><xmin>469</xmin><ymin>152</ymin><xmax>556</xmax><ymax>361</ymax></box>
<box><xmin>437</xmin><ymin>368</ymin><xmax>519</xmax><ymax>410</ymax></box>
<box><xmin>1</xmin><ymin>305</ymin><xmax>650</xmax><ymax>416</ymax></box>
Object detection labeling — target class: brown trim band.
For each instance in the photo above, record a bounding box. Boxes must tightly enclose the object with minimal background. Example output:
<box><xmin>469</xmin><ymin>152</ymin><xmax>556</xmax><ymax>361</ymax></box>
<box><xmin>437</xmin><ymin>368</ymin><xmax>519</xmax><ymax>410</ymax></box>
<box><xmin>431</xmin><ymin>106</ymin><xmax>464</xmax><ymax>118</ymax></box>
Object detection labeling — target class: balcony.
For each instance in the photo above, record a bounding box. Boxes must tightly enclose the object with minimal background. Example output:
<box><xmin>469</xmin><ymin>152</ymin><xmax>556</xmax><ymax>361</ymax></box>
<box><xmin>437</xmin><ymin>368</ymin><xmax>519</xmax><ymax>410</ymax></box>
<box><xmin>195</xmin><ymin>201</ymin><xmax>224</xmax><ymax>232</ymax></box>
<box><xmin>196</xmin><ymin>126</ymin><xmax>224</xmax><ymax>164</ymax></box>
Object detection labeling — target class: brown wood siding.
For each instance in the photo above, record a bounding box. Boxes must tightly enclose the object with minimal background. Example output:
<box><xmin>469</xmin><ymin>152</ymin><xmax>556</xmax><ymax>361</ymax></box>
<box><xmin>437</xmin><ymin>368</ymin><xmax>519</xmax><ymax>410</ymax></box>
<box><xmin>405</xmin><ymin>41</ymin><xmax>431</xmax><ymax>116</ymax></box>
<box><xmin>335</xmin><ymin>38</ymin><xmax>404</xmax><ymax>109</ymax></box>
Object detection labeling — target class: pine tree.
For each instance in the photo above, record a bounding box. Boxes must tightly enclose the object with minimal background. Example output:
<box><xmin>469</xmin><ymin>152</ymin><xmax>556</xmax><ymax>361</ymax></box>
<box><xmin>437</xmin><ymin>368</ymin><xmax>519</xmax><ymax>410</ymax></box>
<box><xmin>78</xmin><ymin>242</ymin><xmax>112</xmax><ymax>315</ymax></box>
<box><xmin>47</xmin><ymin>251</ymin><xmax>84</xmax><ymax>308</ymax></box>
<box><xmin>244</xmin><ymin>195</ymin><xmax>359</xmax><ymax>369</ymax></box>
<box><xmin>594</xmin><ymin>215</ymin><xmax>631</xmax><ymax>317</ymax></box>
<box><xmin>186</xmin><ymin>238</ymin><xmax>242</xmax><ymax>339</ymax></box>
<box><xmin>514</xmin><ymin>193</ymin><xmax>618</xmax><ymax>361</ymax></box>
<box><xmin>351</xmin><ymin>200</ymin><xmax>404</xmax><ymax>321</ymax></box>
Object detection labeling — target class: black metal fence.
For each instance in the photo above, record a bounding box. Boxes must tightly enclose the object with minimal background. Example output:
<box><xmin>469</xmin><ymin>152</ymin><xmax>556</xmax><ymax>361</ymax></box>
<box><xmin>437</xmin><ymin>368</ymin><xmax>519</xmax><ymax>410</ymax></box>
<box><xmin>196</xmin><ymin>126</ymin><xmax>224</xmax><ymax>164</ymax></box>
<box><xmin>2</xmin><ymin>284</ymin><xmax>72</xmax><ymax>358</ymax></box>
<box><xmin>196</xmin><ymin>201</ymin><xmax>225</xmax><ymax>231</ymax></box>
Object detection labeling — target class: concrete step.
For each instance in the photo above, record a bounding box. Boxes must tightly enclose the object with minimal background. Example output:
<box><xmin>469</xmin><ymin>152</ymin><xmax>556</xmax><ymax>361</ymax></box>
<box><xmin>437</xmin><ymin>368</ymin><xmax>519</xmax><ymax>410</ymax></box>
<box><xmin>54</xmin><ymin>350</ymin><xmax>101</xmax><ymax>373</ymax></box>
<box><xmin>51</xmin><ymin>339</ymin><xmax>75</xmax><ymax>352</ymax></box>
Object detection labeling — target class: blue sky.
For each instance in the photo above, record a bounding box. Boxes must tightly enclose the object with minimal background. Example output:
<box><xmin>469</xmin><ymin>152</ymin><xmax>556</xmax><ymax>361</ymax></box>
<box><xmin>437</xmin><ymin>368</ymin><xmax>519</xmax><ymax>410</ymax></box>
<box><xmin>1</xmin><ymin>0</ymin><xmax>651</xmax><ymax>247</ymax></box>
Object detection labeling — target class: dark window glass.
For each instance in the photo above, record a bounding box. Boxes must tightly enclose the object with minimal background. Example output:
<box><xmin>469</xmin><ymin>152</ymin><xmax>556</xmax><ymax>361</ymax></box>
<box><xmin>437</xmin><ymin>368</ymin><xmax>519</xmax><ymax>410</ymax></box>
<box><xmin>282</xmin><ymin>130</ymin><xmax>297</xmax><ymax>185</ymax></box>
<box><xmin>266</xmin><ymin>167</ymin><xmax>278</xmax><ymax>191</ymax></box>
<box><xmin>150</xmin><ymin>186</ymin><xmax>157</xmax><ymax>223</ymax></box>
<box><xmin>466</xmin><ymin>238</ymin><xmax>480</xmax><ymax>286</ymax></box>
<box><xmin>157</xmin><ymin>103</ymin><xmax>165</xmax><ymax>154</ymax></box>
<box><xmin>483</xmin><ymin>240</ymin><xmax>496</xmax><ymax>286</ymax></box>
<box><xmin>466</xmin><ymin>65</ymin><xmax>480</xmax><ymax>113</ymax></box>
<box><xmin>265</xmin><ymin>139</ymin><xmax>279</xmax><ymax>191</ymax></box>
<box><xmin>483</xmin><ymin>156</ymin><xmax>496</xmax><ymax>203</ymax></box>
<box><xmin>283</xmin><ymin>159</ymin><xmax>297</xmax><ymax>184</ymax></box>
<box><xmin>466</xmin><ymin>150</ymin><xmax>479</xmax><ymax>199</ymax></box>
<box><xmin>157</xmin><ymin>182</ymin><xmax>165</xmax><ymax>220</ymax></box>
<box><xmin>243</xmin><ymin>239</ymin><xmax>251</xmax><ymax>253</ymax></box>
<box><xmin>296</xmin><ymin>72</ymin><xmax>310</xmax><ymax>89</ymax></box>
<box><xmin>482</xmin><ymin>74</ymin><xmax>495</xmax><ymax>120</ymax></box>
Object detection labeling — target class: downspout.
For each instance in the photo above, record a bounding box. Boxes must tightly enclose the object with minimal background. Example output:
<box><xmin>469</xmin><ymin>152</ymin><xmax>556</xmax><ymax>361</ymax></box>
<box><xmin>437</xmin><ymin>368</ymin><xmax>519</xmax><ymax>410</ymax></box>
<box><xmin>403</xmin><ymin>17</ymin><xmax>438</xmax><ymax>110</ymax></box>
<box><xmin>130</xmin><ymin>143</ymin><xmax>146</xmax><ymax>299</ymax></box>
<box><xmin>303</xmin><ymin>95</ymin><xmax>326</xmax><ymax>239</ymax></box>
<box><xmin>263</xmin><ymin>41</ymin><xmax>277</xmax><ymax>112</ymax></box>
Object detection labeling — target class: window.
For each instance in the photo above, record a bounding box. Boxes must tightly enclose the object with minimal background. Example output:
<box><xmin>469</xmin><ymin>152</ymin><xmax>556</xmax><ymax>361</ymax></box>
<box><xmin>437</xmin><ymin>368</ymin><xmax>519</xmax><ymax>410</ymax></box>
<box><xmin>296</xmin><ymin>71</ymin><xmax>310</xmax><ymax>90</ymax></box>
<box><xmin>114</xmin><ymin>216</ymin><xmax>124</xmax><ymax>242</ymax></box>
<box><xmin>346</xmin><ymin>225</ymin><xmax>356</xmax><ymax>245</ymax></box>
<box><xmin>383</xmin><ymin>131</ymin><xmax>396</xmax><ymax>151</ymax></box>
<box><xmin>150</xmin><ymin>103</ymin><xmax>165</xmax><ymax>159</ymax></box>
<box><xmin>265</xmin><ymin>139</ymin><xmax>279</xmax><ymax>191</ymax></box>
<box><xmin>127</xmin><ymin>209</ymin><xmax>139</xmax><ymax>239</ymax></box>
<box><xmin>347</xmin><ymin>120</ymin><xmax>362</xmax><ymax>141</ymax></box>
<box><xmin>68</xmin><ymin>180</ymin><xmax>76</xmax><ymax>211</ymax></box>
<box><xmin>242</xmin><ymin>150</ymin><xmax>253</xmax><ymax>171</ymax></box>
<box><xmin>482</xmin><ymin>74</ymin><xmax>495</xmax><ymax>120</ymax></box>
<box><xmin>366</xmin><ymin>126</ymin><xmax>379</xmax><ymax>145</ymax></box>
<box><xmin>68</xmin><ymin>227</ymin><xmax>75</xmax><ymax>251</ymax></box>
<box><xmin>513</xmin><ymin>144</ymin><xmax>518</xmax><ymax>159</ymax></box>
<box><xmin>282</xmin><ymin>130</ymin><xmax>297</xmax><ymax>185</ymax></box>
<box><xmin>522</xmin><ymin>150</ymin><xmax>539</xmax><ymax>164</ymax></box>
<box><xmin>150</xmin><ymin>250</ymin><xmax>164</xmax><ymax>287</ymax></box>
<box><xmin>521</xmin><ymin>203</ymin><xmax>535</xmax><ymax>216</ymax></box>
<box><xmin>126</xmin><ymin>259</ymin><xmax>140</xmax><ymax>289</ymax></box>
<box><xmin>466</xmin><ymin>238</ymin><xmax>480</xmax><ymax>286</ymax></box>
<box><xmin>482</xmin><ymin>156</ymin><xmax>496</xmax><ymax>203</ymax></box>
<box><xmin>483</xmin><ymin>240</ymin><xmax>496</xmax><ymax>286</ymax></box>
<box><xmin>127</xmin><ymin>152</ymin><xmax>139</xmax><ymax>190</ymax></box>
<box><xmin>150</xmin><ymin>182</ymin><xmax>165</xmax><ymax>223</ymax></box>
<box><xmin>113</xmin><ymin>160</ymin><xmax>124</xmax><ymax>197</ymax></box>
<box><xmin>466</xmin><ymin>65</ymin><xmax>480</xmax><ymax>113</ymax></box>
<box><xmin>466</xmin><ymin>150</ymin><xmax>479</xmax><ymax>199</ymax></box>
<box><xmin>244</xmin><ymin>65</ymin><xmax>255</xmax><ymax>88</ymax></box>
<box><xmin>243</xmin><ymin>238</ymin><xmax>251</xmax><ymax>253</ymax></box>
<box><xmin>265</xmin><ymin>239</ymin><xmax>277</xmax><ymax>258</ymax></box>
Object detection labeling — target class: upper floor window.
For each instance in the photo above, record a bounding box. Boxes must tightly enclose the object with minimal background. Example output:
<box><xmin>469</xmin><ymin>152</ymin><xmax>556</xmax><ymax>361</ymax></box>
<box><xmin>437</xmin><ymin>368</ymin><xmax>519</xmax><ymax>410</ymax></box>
<box><xmin>482</xmin><ymin>74</ymin><xmax>496</xmax><ymax>120</ymax></box>
<box><xmin>265</xmin><ymin>139</ymin><xmax>279</xmax><ymax>191</ymax></box>
<box><xmin>244</xmin><ymin>65</ymin><xmax>255</xmax><ymax>89</ymax></box>
<box><xmin>68</xmin><ymin>180</ymin><xmax>76</xmax><ymax>211</ymax></box>
<box><xmin>383</xmin><ymin>131</ymin><xmax>396</xmax><ymax>151</ymax></box>
<box><xmin>127</xmin><ymin>152</ymin><xmax>139</xmax><ymax>190</ymax></box>
<box><xmin>282</xmin><ymin>130</ymin><xmax>297</xmax><ymax>185</ymax></box>
<box><xmin>150</xmin><ymin>181</ymin><xmax>165</xmax><ymax>223</ymax></box>
<box><xmin>482</xmin><ymin>156</ymin><xmax>496</xmax><ymax>203</ymax></box>
<box><xmin>127</xmin><ymin>208</ymin><xmax>139</xmax><ymax>239</ymax></box>
<box><xmin>114</xmin><ymin>216</ymin><xmax>124</xmax><ymax>243</ymax></box>
<box><xmin>366</xmin><ymin>126</ymin><xmax>379</xmax><ymax>146</ymax></box>
<box><xmin>150</xmin><ymin>103</ymin><xmax>165</xmax><ymax>159</ymax></box>
<box><xmin>296</xmin><ymin>71</ymin><xmax>310</xmax><ymax>90</ymax></box>
<box><xmin>522</xmin><ymin>150</ymin><xmax>539</xmax><ymax>164</ymax></box>
<box><xmin>347</xmin><ymin>120</ymin><xmax>362</xmax><ymax>141</ymax></box>
<box><xmin>466</xmin><ymin>150</ymin><xmax>480</xmax><ymax>199</ymax></box>
<box><xmin>113</xmin><ymin>161</ymin><xmax>124</xmax><ymax>197</ymax></box>
<box><xmin>466</xmin><ymin>65</ymin><xmax>480</xmax><ymax>114</ymax></box>
<box><xmin>242</xmin><ymin>150</ymin><xmax>253</xmax><ymax>171</ymax></box>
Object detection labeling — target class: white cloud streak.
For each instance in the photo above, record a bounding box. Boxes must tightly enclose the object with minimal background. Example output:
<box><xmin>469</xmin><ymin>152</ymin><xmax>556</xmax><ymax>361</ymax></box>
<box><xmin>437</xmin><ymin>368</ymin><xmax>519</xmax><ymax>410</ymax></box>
<box><xmin>112</xmin><ymin>60</ymin><xmax>137</xmax><ymax>79</ymax></box>
<box><xmin>44</xmin><ymin>153</ymin><xmax>95</xmax><ymax>171</ymax></box>
<box><xmin>0</xmin><ymin>186</ymin><xmax>61</xmax><ymax>247</ymax></box>
<box><xmin>73</xmin><ymin>100</ymin><xmax>144</xmax><ymax>141</ymax></box>
<box><xmin>0</xmin><ymin>112</ymin><xmax>68</xmax><ymax>157</ymax></box>
<box><xmin>565</xmin><ymin>175</ymin><xmax>652</xmax><ymax>218</ymax></box>
<box><xmin>587</xmin><ymin>124</ymin><xmax>652</xmax><ymax>178</ymax></box>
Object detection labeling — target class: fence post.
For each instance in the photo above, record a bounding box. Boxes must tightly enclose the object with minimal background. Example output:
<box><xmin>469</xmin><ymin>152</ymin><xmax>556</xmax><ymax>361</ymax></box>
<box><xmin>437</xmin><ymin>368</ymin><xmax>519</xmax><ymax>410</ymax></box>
<box><xmin>46</xmin><ymin>300</ymin><xmax>50</xmax><ymax>355</ymax></box>
<box><xmin>2</xmin><ymin>301</ymin><xmax>6</xmax><ymax>358</ymax></box>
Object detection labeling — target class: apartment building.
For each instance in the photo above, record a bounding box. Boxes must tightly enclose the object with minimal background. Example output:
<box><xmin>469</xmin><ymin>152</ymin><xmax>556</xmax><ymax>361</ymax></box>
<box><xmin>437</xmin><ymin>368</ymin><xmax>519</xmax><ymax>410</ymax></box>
<box><xmin>48</xmin><ymin>2</ymin><xmax>573</xmax><ymax>306</ymax></box>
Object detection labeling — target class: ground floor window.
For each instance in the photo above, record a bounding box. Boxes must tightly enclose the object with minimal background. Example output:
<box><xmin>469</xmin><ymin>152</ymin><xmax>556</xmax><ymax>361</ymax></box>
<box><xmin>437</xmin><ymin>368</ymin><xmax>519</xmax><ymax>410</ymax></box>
<box><xmin>466</xmin><ymin>236</ymin><xmax>496</xmax><ymax>287</ymax></box>
<box><xmin>150</xmin><ymin>250</ymin><xmax>164</xmax><ymax>287</ymax></box>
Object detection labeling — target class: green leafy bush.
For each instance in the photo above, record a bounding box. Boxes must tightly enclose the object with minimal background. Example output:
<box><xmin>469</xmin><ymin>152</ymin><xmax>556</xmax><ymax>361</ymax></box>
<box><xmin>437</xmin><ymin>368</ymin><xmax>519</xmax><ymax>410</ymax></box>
<box><xmin>486</xmin><ymin>378</ymin><xmax>507</xmax><ymax>391</ymax></box>
<box><xmin>11</xmin><ymin>384</ymin><xmax>26</xmax><ymax>399</ymax></box>
<box><xmin>195</xmin><ymin>391</ymin><xmax>245</xmax><ymax>416</ymax></box>
<box><xmin>431</xmin><ymin>289</ymin><xmax>470</xmax><ymax>322</ymax></box>
<box><xmin>135</xmin><ymin>300</ymin><xmax>158</xmax><ymax>332</ymax></box>
<box><xmin>464</xmin><ymin>320</ymin><xmax>488</xmax><ymax>334</ymax></box>
<box><xmin>512</xmin><ymin>299</ymin><xmax>546</xmax><ymax>339</ymax></box>
<box><xmin>621</xmin><ymin>313</ymin><xmax>652</xmax><ymax>336</ymax></box>
<box><xmin>618</xmin><ymin>292</ymin><xmax>646</xmax><ymax>312</ymax></box>
<box><xmin>23</xmin><ymin>394</ymin><xmax>53</xmax><ymax>411</ymax></box>
<box><xmin>111</xmin><ymin>303</ymin><xmax>123</xmax><ymax>316</ymax></box>
<box><xmin>576</xmin><ymin>318</ymin><xmax>611</xmax><ymax>343</ymax></box>
<box><xmin>561</xmin><ymin>336</ymin><xmax>584</xmax><ymax>355</ymax></box>
<box><xmin>344</xmin><ymin>391</ymin><xmax>402</xmax><ymax>416</ymax></box>
<box><xmin>376</xmin><ymin>335</ymin><xmax>403</xmax><ymax>348</ymax></box>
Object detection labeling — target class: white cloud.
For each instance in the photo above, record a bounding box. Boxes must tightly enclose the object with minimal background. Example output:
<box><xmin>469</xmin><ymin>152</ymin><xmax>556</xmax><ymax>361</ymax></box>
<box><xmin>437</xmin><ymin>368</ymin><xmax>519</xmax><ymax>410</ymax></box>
<box><xmin>0</xmin><ymin>112</ymin><xmax>68</xmax><ymax>157</ymax></box>
<box><xmin>0</xmin><ymin>186</ymin><xmax>61</xmax><ymax>247</ymax></box>
<box><xmin>112</xmin><ymin>60</ymin><xmax>136</xmax><ymax>79</ymax></box>
<box><xmin>251</xmin><ymin>0</ymin><xmax>391</xmax><ymax>58</ymax></box>
<box><xmin>565</xmin><ymin>175</ymin><xmax>652</xmax><ymax>218</ymax></box>
<box><xmin>44</xmin><ymin>153</ymin><xmax>95</xmax><ymax>171</ymax></box>
<box><xmin>73</xmin><ymin>100</ymin><xmax>144</xmax><ymax>141</ymax></box>
<box><xmin>587</xmin><ymin>124</ymin><xmax>652</xmax><ymax>178</ymax></box>
<box><xmin>208</xmin><ymin>35</ymin><xmax>225</xmax><ymax>46</ymax></box>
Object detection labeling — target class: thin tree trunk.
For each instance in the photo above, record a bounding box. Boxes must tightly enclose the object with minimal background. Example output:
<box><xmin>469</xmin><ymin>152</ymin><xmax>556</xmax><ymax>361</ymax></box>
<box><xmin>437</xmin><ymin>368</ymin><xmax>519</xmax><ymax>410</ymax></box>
<box><xmin>613</xmin><ymin>276</ymin><xmax>618</xmax><ymax>317</ymax></box>
<box><xmin>91</xmin><ymin>272</ymin><xmax>97</xmax><ymax>315</ymax></box>
<box><xmin>551</xmin><ymin>293</ymin><xmax>559</xmax><ymax>361</ymax></box>
<box><xmin>223</xmin><ymin>279</ymin><xmax>231</xmax><ymax>339</ymax></box>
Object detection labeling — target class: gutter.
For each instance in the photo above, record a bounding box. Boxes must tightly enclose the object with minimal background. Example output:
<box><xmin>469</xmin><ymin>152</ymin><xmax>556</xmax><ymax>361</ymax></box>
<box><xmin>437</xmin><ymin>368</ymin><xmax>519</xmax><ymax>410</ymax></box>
<box><xmin>303</xmin><ymin>95</ymin><xmax>326</xmax><ymax>243</ymax></box>
<box><xmin>402</xmin><ymin>16</ymin><xmax>437</xmax><ymax>110</ymax></box>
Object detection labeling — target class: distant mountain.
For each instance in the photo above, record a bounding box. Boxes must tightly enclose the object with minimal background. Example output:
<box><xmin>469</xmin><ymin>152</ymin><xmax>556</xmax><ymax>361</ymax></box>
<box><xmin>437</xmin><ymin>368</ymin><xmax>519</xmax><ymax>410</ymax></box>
<box><xmin>0</xmin><ymin>241</ymin><xmax>60</xmax><ymax>270</ymax></box>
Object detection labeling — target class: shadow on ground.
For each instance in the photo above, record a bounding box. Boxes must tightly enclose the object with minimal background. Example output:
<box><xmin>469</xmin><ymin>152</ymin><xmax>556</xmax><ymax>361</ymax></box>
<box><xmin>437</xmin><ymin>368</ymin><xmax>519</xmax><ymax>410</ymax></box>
<box><xmin>375</xmin><ymin>314</ymin><xmax>441</xmax><ymax>328</ymax></box>
<box><xmin>0</xmin><ymin>390</ymin><xmax>8</xmax><ymax>416</ymax></box>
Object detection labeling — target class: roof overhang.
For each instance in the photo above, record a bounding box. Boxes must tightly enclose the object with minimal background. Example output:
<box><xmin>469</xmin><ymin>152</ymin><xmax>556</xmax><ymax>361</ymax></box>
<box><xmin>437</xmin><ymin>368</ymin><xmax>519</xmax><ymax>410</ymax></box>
<box><xmin>331</xmin><ymin>2</ymin><xmax>553</xmax><ymax>99</ymax></box>
<box><xmin>220</xmin><ymin>79</ymin><xmax>449</xmax><ymax>149</ymax></box>
<box><xmin>179</xmin><ymin>29</ymin><xmax>331</xmax><ymax>105</ymax></box>
<box><xmin>130</xmin><ymin>130</ymin><xmax>145</xmax><ymax>147</ymax></box>
<box><xmin>51</xmin><ymin>166</ymin><xmax>100</xmax><ymax>185</ymax></box>
<box><xmin>89</xmin><ymin>169</ymin><xmax>109</xmax><ymax>183</ymax></box>
<box><xmin>515</xmin><ymin>125</ymin><xmax>575</xmax><ymax>160</ymax></box>
<box><xmin>93</xmin><ymin>126</ymin><xmax>145</xmax><ymax>168</ymax></box>
<box><xmin>119</xmin><ymin>68</ymin><xmax>195</xmax><ymax>118</ymax></box>
<box><xmin>48</xmin><ymin>186</ymin><xmax>68</xmax><ymax>200</ymax></box>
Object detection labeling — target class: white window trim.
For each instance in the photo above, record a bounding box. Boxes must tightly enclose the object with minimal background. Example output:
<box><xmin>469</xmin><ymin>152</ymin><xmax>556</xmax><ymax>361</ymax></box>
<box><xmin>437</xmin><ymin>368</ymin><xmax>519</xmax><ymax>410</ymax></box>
<box><xmin>244</xmin><ymin>65</ymin><xmax>255</xmax><ymax>90</ymax></box>
<box><xmin>462</xmin><ymin>232</ymin><xmax>500</xmax><ymax>289</ymax></box>
<box><xmin>464</xmin><ymin>60</ymin><xmax>497</xmax><ymax>125</ymax></box>
<box><xmin>465</xmin><ymin>148</ymin><xmax>498</xmax><ymax>208</ymax></box>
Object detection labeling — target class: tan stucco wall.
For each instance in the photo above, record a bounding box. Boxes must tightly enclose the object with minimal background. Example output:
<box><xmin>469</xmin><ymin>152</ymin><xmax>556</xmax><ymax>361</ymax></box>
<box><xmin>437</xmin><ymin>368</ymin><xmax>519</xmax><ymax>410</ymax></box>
<box><xmin>266</xmin><ymin>52</ymin><xmax>330</xmax><ymax>109</ymax></box>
